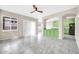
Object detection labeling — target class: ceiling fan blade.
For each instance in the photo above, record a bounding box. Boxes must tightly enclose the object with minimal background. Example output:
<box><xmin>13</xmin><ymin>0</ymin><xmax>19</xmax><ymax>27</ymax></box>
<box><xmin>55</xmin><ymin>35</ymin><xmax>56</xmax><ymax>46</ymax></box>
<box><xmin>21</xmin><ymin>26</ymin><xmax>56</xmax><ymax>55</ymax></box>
<box><xmin>30</xmin><ymin>5</ymin><xmax>43</xmax><ymax>13</ymax></box>
<box><xmin>30</xmin><ymin>10</ymin><xmax>35</xmax><ymax>13</ymax></box>
<box><xmin>33</xmin><ymin>5</ymin><xmax>37</xmax><ymax>10</ymax></box>
<box><xmin>37</xmin><ymin>10</ymin><xmax>43</xmax><ymax>13</ymax></box>
<box><xmin>33</xmin><ymin>5</ymin><xmax>36</xmax><ymax>8</ymax></box>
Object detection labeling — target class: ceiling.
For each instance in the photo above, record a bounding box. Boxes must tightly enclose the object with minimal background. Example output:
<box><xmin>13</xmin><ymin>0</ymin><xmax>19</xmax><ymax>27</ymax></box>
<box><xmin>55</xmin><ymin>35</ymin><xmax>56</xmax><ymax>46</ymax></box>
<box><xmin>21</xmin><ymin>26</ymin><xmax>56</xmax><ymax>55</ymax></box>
<box><xmin>0</xmin><ymin>5</ymin><xmax>77</xmax><ymax>19</ymax></box>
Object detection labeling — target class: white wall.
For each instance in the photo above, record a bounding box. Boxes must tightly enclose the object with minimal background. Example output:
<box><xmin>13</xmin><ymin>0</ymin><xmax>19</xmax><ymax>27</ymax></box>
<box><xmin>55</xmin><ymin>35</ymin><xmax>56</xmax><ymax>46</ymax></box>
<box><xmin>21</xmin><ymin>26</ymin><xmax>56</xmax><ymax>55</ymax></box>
<box><xmin>46</xmin><ymin>22</ymin><xmax>52</xmax><ymax>29</ymax></box>
<box><xmin>46</xmin><ymin>17</ymin><xmax>59</xmax><ymax>29</ymax></box>
<box><xmin>75</xmin><ymin>15</ymin><xmax>79</xmax><ymax>48</ymax></box>
<box><xmin>75</xmin><ymin>6</ymin><xmax>79</xmax><ymax>48</ymax></box>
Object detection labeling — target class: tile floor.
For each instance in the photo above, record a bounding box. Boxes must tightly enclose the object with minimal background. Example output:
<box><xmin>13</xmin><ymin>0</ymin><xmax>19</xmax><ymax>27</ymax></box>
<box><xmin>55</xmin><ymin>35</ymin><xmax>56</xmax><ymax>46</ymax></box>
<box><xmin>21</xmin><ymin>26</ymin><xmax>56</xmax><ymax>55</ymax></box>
<box><xmin>0</xmin><ymin>36</ymin><xmax>79</xmax><ymax>54</ymax></box>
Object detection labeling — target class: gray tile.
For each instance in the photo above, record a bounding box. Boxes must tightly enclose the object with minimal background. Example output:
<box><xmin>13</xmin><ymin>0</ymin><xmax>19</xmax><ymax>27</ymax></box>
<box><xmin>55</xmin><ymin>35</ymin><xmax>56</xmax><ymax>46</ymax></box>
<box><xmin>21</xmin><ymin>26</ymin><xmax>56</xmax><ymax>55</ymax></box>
<box><xmin>0</xmin><ymin>36</ymin><xmax>79</xmax><ymax>54</ymax></box>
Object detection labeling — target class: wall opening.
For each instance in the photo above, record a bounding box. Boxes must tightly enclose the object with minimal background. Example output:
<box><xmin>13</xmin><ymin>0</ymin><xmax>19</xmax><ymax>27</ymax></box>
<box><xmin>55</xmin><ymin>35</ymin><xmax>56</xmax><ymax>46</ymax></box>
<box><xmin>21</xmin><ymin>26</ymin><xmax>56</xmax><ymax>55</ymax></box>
<box><xmin>23</xmin><ymin>20</ymin><xmax>36</xmax><ymax>38</ymax></box>
<box><xmin>64</xmin><ymin>17</ymin><xmax>75</xmax><ymax>39</ymax></box>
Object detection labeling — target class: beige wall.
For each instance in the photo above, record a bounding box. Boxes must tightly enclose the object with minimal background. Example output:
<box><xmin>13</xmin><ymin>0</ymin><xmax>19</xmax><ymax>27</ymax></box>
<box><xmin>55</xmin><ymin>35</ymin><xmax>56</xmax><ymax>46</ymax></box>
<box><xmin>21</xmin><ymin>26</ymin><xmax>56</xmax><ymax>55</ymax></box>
<box><xmin>0</xmin><ymin>9</ymin><xmax>36</xmax><ymax>39</ymax></box>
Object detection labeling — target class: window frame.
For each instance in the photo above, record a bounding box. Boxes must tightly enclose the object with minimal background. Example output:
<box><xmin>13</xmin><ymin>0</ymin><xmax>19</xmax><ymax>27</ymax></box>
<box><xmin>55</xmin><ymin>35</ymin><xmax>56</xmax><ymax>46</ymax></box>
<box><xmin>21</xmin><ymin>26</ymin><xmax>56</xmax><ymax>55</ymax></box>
<box><xmin>2</xmin><ymin>16</ymin><xmax>18</xmax><ymax>32</ymax></box>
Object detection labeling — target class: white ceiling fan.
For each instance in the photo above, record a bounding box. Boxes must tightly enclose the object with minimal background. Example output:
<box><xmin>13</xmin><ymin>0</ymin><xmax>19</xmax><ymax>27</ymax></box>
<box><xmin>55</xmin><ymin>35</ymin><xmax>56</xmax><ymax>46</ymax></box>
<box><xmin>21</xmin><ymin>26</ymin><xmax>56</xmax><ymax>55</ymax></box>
<box><xmin>30</xmin><ymin>5</ymin><xmax>43</xmax><ymax>13</ymax></box>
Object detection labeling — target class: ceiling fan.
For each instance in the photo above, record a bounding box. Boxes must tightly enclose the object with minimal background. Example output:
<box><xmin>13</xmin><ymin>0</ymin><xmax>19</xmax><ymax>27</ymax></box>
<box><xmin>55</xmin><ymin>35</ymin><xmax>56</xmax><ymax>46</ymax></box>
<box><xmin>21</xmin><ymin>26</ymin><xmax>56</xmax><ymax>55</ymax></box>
<box><xmin>30</xmin><ymin>5</ymin><xmax>43</xmax><ymax>13</ymax></box>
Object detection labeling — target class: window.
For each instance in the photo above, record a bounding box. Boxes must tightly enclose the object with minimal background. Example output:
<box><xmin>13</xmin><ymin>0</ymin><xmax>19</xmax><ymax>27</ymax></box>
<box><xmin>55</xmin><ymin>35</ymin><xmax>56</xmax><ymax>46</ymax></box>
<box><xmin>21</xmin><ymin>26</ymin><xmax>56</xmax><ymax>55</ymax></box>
<box><xmin>3</xmin><ymin>17</ymin><xmax>17</xmax><ymax>31</ymax></box>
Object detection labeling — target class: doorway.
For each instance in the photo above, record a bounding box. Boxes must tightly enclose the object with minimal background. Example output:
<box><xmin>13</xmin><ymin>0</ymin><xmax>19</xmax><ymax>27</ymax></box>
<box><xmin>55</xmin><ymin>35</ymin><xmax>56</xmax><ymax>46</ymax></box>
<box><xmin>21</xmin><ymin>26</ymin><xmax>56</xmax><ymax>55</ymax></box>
<box><xmin>43</xmin><ymin>17</ymin><xmax>59</xmax><ymax>39</ymax></box>
<box><xmin>23</xmin><ymin>20</ymin><xmax>36</xmax><ymax>37</ymax></box>
<box><xmin>69</xmin><ymin>23</ymin><xmax>75</xmax><ymax>35</ymax></box>
<box><xmin>64</xmin><ymin>17</ymin><xmax>75</xmax><ymax>39</ymax></box>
